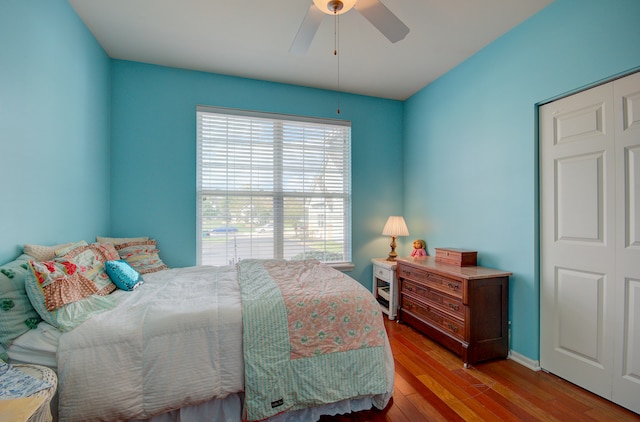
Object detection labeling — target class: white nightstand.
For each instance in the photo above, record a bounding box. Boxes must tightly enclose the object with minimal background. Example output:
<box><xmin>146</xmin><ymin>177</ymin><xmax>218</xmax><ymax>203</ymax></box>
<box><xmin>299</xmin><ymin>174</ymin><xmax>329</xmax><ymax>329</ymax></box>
<box><xmin>371</xmin><ymin>258</ymin><xmax>398</xmax><ymax>320</ymax></box>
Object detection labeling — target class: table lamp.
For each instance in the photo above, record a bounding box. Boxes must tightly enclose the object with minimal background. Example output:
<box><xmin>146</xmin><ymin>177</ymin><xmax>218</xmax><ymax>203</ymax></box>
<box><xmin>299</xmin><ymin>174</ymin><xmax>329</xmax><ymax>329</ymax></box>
<box><xmin>382</xmin><ymin>216</ymin><xmax>409</xmax><ymax>261</ymax></box>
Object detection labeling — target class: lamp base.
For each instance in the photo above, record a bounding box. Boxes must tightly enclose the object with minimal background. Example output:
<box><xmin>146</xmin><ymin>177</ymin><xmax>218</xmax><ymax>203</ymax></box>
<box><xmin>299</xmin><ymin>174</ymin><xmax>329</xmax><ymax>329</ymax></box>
<box><xmin>386</xmin><ymin>236</ymin><xmax>398</xmax><ymax>261</ymax></box>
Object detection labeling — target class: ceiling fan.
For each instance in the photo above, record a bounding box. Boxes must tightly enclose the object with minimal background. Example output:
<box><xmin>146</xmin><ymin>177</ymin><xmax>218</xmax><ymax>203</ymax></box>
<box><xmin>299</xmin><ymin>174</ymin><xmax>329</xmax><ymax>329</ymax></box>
<box><xmin>290</xmin><ymin>0</ymin><xmax>410</xmax><ymax>55</ymax></box>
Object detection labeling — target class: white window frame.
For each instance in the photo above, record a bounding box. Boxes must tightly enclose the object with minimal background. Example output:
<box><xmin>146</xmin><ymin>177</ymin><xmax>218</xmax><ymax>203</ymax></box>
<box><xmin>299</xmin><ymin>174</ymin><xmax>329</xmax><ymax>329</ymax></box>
<box><xmin>196</xmin><ymin>106</ymin><xmax>352</xmax><ymax>269</ymax></box>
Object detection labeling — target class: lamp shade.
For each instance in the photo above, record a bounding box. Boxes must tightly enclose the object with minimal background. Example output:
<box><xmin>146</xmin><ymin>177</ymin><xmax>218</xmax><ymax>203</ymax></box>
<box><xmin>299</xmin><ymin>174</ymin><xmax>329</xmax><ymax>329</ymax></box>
<box><xmin>382</xmin><ymin>216</ymin><xmax>409</xmax><ymax>237</ymax></box>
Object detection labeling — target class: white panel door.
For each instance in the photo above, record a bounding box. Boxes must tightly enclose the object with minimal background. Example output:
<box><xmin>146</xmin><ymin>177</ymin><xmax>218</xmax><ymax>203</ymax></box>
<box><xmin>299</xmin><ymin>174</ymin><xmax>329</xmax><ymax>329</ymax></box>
<box><xmin>540</xmin><ymin>82</ymin><xmax>616</xmax><ymax>399</ymax></box>
<box><xmin>541</xmin><ymin>71</ymin><xmax>640</xmax><ymax>414</ymax></box>
<box><xmin>613</xmin><ymin>71</ymin><xmax>640</xmax><ymax>411</ymax></box>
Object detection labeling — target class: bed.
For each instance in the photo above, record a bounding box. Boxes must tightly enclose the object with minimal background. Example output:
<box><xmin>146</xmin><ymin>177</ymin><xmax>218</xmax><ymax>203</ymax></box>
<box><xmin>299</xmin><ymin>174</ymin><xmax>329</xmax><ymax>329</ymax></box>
<box><xmin>0</xmin><ymin>240</ymin><xmax>394</xmax><ymax>422</ymax></box>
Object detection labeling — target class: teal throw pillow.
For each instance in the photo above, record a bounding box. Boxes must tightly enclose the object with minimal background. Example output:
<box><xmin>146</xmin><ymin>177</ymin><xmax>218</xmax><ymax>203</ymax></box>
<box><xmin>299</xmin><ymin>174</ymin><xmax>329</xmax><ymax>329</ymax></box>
<box><xmin>105</xmin><ymin>260</ymin><xmax>144</xmax><ymax>291</ymax></box>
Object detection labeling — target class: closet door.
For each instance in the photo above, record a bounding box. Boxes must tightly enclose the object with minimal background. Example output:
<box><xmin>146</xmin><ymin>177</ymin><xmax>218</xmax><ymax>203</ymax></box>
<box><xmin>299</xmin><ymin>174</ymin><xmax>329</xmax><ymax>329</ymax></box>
<box><xmin>613</xmin><ymin>71</ymin><xmax>640</xmax><ymax>411</ymax></box>
<box><xmin>540</xmin><ymin>71</ymin><xmax>640</xmax><ymax>413</ymax></box>
<box><xmin>540</xmin><ymin>82</ymin><xmax>616</xmax><ymax>399</ymax></box>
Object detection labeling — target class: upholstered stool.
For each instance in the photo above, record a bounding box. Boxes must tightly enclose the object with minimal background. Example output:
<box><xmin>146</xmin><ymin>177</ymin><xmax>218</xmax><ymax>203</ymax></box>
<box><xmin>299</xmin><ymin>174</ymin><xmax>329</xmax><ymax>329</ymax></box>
<box><xmin>7</xmin><ymin>364</ymin><xmax>57</xmax><ymax>422</ymax></box>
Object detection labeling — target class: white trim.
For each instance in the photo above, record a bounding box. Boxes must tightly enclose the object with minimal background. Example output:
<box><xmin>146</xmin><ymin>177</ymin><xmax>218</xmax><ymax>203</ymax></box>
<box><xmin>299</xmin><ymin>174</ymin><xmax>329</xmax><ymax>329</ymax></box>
<box><xmin>508</xmin><ymin>349</ymin><xmax>541</xmax><ymax>371</ymax></box>
<box><xmin>196</xmin><ymin>106</ymin><xmax>352</xmax><ymax>266</ymax></box>
<box><xmin>196</xmin><ymin>105</ymin><xmax>351</xmax><ymax>127</ymax></box>
<box><xmin>331</xmin><ymin>262</ymin><xmax>355</xmax><ymax>272</ymax></box>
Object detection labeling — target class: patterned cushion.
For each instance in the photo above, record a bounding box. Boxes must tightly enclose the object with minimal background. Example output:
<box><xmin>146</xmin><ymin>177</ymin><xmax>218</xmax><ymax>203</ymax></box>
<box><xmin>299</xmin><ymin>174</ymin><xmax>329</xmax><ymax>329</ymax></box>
<box><xmin>105</xmin><ymin>260</ymin><xmax>144</xmax><ymax>291</ymax></box>
<box><xmin>23</xmin><ymin>242</ymin><xmax>76</xmax><ymax>262</ymax></box>
<box><xmin>6</xmin><ymin>364</ymin><xmax>57</xmax><ymax>422</ymax></box>
<box><xmin>0</xmin><ymin>255</ymin><xmax>41</xmax><ymax>348</ymax></box>
<box><xmin>0</xmin><ymin>361</ymin><xmax>54</xmax><ymax>399</ymax></box>
<box><xmin>115</xmin><ymin>240</ymin><xmax>168</xmax><ymax>274</ymax></box>
<box><xmin>25</xmin><ymin>260</ymin><xmax>117</xmax><ymax>332</ymax></box>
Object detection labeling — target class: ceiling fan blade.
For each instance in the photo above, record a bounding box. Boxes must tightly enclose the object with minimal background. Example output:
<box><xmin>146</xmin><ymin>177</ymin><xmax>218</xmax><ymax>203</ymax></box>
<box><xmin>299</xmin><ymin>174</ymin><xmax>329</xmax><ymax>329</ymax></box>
<box><xmin>354</xmin><ymin>0</ymin><xmax>409</xmax><ymax>43</ymax></box>
<box><xmin>290</xmin><ymin>3</ymin><xmax>325</xmax><ymax>55</ymax></box>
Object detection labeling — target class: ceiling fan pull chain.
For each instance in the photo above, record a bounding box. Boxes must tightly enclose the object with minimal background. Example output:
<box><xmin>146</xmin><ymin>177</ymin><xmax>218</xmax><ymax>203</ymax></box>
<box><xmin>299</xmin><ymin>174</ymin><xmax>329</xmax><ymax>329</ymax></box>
<box><xmin>335</xmin><ymin>10</ymin><xmax>341</xmax><ymax>115</ymax></box>
<box><xmin>333</xmin><ymin>5</ymin><xmax>340</xmax><ymax>56</ymax></box>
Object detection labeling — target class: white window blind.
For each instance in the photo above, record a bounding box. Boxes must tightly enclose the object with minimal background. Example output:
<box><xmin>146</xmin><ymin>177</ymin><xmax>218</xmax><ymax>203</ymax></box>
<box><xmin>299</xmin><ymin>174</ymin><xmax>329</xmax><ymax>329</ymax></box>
<box><xmin>196</xmin><ymin>106</ymin><xmax>352</xmax><ymax>266</ymax></box>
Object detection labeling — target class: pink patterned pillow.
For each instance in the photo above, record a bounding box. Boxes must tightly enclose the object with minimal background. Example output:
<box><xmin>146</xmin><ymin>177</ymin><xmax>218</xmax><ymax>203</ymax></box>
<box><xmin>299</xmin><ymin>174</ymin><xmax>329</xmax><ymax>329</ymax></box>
<box><xmin>96</xmin><ymin>236</ymin><xmax>149</xmax><ymax>245</ymax></box>
<box><xmin>91</xmin><ymin>243</ymin><xmax>120</xmax><ymax>262</ymax></box>
<box><xmin>115</xmin><ymin>240</ymin><xmax>168</xmax><ymax>274</ymax></box>
<box><xmin>58</xmin><ymin>244</ymin><xmax>117</xmax><ymax>296</ymax></box>
<box><xmin>28</xmin><ymin>261</ymin><xmax>98</xmax><ymax>311</ymax></box>
<box><xmin>24</xmin><ymin>260</ymin><xmax>117</xmax><ymax>331</ymax></box>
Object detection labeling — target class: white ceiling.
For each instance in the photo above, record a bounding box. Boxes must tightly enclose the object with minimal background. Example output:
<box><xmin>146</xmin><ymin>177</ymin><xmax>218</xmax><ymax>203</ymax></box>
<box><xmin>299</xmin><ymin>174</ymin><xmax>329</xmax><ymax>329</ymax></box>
<box><xmin>69</xmin><ymin>0</ymin><xmax>553</xmax><ymax>101</ymax></box>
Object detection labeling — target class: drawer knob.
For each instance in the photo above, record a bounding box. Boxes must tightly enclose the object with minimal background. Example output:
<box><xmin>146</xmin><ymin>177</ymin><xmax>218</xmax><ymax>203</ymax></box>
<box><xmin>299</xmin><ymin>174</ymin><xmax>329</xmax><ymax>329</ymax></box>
<box><xmin>447</xmin><ymin>283</ymin><xmax>459</xmax><ymax>290</ymax></box>
<box><xmin>449</xmin><ymin>304</ymin><xmax>460</xmax><ymax>310</ymax></box>
<box><xmin>406</xmin><ymin>286</ymin><xmax>413</xmax><ymax>291</ymax></box>
<box><xmin>447</xmin><ymin>323</ymin><xmax>459</xmax><ymax>332</ymax></box>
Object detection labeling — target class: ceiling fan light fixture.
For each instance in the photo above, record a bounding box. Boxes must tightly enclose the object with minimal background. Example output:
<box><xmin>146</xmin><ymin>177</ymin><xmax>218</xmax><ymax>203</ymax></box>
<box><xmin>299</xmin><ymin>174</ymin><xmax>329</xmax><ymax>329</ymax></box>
<box><xmin>313</xmin><ymin>0</ymin><xmax>357</xmax><ymax>15</ymax></box>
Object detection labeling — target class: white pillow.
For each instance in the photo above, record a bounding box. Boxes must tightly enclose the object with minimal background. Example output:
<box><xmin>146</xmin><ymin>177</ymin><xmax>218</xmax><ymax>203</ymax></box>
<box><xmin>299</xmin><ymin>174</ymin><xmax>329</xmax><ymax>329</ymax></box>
<box><xmin>23</xmin><ymin>242</ymin><xmax>76</xmax><ymax>261</ymax></box>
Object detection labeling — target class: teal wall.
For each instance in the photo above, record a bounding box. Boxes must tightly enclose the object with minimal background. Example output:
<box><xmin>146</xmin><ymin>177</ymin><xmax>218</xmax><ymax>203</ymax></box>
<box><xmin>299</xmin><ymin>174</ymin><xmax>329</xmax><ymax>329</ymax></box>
<box><xmin>4</xmin><ymin>0</ymin><xmax>639</xmax><ymax>363</ymax></box>
<box><xmin>0</xmin><ymin>0</ymin><xmax>111</xmax><ymax>263</ymax></box>
<box><xmin>403</xmin><ymin>0</ymin><xmax>640</xmax><ymax>360</ymax></box>
<box><xmin>109</xmin><ymin>61</ymin><xmax>404</xmax><ymax>282</ymax></box>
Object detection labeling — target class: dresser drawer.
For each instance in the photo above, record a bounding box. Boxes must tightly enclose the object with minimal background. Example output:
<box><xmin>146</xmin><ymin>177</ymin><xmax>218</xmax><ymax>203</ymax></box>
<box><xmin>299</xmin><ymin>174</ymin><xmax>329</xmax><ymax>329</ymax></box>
<box><xmin>424</xmin><ymin>272</ymin><xmax>463</xmax><ymax>298</ymax></box>
<box><xmin>399</xmin><ymin>267</ymin><xmax>463</xmax><ymax>299</ymax></box>
<box><xmin>402</xmin><ymin>280</ymin><xmax>464</xmax><ymax>319</ymax></box>
<box><xmin>373</xmin><ymin>265</ymin><xmax>392</xmax><ymax>282</ymax></box>
<box><xmin>397</xmin><ymin>265</ymin><xmax>428</xmax><ymax>283</ymax></box>
<box><xmin>403</xmin><ymin>296</ymin><xmax>465</xmax><ymax>340</ymax></box>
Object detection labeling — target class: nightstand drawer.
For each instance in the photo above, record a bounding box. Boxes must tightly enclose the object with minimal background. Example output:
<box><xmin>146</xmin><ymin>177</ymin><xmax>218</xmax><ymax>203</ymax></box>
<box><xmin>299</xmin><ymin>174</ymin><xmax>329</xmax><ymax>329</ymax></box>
<box><xmin>373</xmin><ymin>265</ymin><xmax>392</xmax><ymax>282</ymax></box>
<box><xmin>403</xmin><ymin>296</ymin><xmax>465</xmax><ymax>340</ymax></box>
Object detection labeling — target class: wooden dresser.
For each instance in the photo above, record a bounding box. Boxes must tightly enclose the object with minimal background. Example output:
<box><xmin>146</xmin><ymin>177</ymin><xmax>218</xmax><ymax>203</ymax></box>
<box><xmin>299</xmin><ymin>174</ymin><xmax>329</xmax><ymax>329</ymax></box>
<box><xmin>397</xmin><ymin>256</ymin><xmax>511</xmax><ymax>367</ymax></box>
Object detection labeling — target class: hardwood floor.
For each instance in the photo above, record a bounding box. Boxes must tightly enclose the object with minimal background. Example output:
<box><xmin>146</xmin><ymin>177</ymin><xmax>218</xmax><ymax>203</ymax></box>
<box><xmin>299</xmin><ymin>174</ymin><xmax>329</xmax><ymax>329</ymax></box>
<box><xmin>320</xmin><ymin>318</ymin><xmax>640</xmax><ymax>421</ymax></box>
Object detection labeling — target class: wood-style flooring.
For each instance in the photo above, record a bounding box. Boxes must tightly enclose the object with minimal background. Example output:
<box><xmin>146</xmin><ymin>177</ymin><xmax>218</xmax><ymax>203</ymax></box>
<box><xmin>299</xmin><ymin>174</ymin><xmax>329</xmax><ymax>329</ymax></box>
<box><xmin>320</xmin><ymin>318</ymin><xmax>640</xmax><ymax>421</ymax></box>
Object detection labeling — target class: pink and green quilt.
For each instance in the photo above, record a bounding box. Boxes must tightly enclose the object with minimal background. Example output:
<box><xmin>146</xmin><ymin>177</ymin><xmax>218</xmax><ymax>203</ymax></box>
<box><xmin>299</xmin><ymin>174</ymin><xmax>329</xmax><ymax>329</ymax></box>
<box><xmin>238</xmin><ymin>259</ymin><xmax>390</xmax><ymax>421</ymax></box>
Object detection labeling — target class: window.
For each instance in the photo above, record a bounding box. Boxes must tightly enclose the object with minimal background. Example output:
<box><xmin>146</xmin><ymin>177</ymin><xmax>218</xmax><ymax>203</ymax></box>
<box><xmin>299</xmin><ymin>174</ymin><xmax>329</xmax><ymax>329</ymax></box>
<box><xmin>197</xmin><ymin>106</ymin><xmax>352</xmax><ymax>267</ymax></box>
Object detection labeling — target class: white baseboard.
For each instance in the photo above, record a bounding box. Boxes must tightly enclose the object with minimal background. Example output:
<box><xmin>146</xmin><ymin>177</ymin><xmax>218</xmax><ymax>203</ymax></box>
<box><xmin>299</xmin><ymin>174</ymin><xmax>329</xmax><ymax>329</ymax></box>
<box><xmin>508</xmin><ymin>349</ymin><xmax>541</xmax><ymax>371</ymax></box>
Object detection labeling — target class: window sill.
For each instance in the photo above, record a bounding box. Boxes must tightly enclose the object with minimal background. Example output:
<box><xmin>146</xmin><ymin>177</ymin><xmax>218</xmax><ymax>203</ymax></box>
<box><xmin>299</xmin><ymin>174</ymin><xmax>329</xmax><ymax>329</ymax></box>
<box><xmin>329</xmin><ymin>262</ymin><xmax>355</xmax><ymax>272</ymax></box>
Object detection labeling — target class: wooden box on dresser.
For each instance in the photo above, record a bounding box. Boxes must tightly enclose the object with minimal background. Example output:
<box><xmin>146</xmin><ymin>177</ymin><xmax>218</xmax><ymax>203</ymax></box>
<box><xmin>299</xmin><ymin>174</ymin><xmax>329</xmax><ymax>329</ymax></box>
<box><xmin>396</xmin><ymin>256</ymin><xmax>511</xmax><ymax>367</ymax></box>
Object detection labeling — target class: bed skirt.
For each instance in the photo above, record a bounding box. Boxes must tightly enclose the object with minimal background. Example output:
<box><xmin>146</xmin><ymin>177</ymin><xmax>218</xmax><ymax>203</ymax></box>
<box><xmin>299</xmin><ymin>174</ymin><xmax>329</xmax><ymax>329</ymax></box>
<box><xmin>132</xmin><ymin>393</ymin><xmax>385</xmax><ymax>422</ymax></box>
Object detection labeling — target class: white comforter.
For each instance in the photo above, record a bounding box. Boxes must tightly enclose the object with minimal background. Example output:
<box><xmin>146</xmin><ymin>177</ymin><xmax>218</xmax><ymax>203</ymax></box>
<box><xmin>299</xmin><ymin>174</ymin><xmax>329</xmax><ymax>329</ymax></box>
<box><xmin>56</xmin><ymin>266</ymin><xmax>244</xmax><ymax>422</ymax></box>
